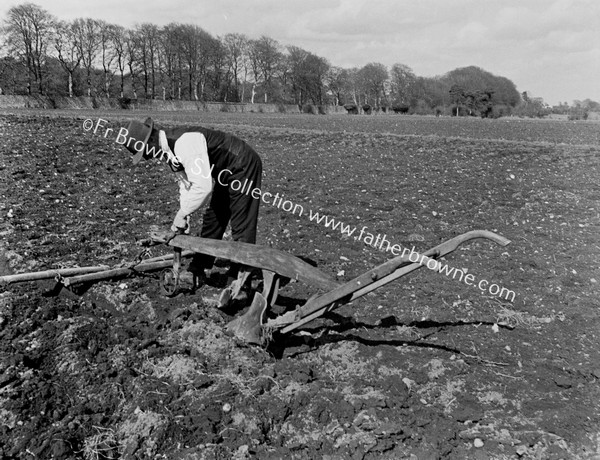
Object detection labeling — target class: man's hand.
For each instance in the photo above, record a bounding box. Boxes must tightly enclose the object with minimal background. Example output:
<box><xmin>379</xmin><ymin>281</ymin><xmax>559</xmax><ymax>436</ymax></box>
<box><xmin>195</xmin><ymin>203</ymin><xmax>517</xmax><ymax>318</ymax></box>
<box><xmin>148</xmin><ymin>229</ymin><xmax>183</xmax><ymax>244</ymax></box>
<box><xmin>166</xmin><ymin>227</ymin><xmax>185</xmax><ymax>243</ymax></box>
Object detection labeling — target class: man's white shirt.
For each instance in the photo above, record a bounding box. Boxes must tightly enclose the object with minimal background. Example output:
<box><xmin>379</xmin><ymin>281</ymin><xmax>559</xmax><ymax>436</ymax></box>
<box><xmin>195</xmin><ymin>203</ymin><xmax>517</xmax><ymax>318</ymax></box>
<box><xmin>159</xmin><ymin>131</ymin><xmax>213</xmax><ymax>232</ymax></box>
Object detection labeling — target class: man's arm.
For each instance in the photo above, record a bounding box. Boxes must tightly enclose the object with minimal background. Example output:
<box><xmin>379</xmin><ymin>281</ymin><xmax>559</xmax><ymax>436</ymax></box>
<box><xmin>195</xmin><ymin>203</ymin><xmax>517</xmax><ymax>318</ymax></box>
<box><xmin>171</xmin><ymin>132</ymin><xmax>213</xmax><ymax>232</ymax></box>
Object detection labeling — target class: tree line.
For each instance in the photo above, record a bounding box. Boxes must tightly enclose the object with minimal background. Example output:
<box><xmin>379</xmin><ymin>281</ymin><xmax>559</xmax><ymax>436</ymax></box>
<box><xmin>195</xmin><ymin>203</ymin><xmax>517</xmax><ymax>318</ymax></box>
<box><xmin>1</xmin><ymin>3</ymin><xmax>596</xmax><ymax>117</ymax></box>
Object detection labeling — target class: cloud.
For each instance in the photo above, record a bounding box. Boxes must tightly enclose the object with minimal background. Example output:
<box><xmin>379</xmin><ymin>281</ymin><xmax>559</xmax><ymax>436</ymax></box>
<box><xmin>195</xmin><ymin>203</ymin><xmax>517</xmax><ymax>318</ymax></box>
<box><xmin>456</xmin><ymin>21</ymin><xmax>488</xmax><ymax>45</ymax></box>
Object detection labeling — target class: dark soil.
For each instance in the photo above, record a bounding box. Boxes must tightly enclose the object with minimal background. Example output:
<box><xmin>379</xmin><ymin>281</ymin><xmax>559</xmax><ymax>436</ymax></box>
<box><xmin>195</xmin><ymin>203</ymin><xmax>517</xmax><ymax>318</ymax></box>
<box><xmin>1</xmin><ymin>112</ymin><xmax>599</xmax><ymax>459</ymax></box>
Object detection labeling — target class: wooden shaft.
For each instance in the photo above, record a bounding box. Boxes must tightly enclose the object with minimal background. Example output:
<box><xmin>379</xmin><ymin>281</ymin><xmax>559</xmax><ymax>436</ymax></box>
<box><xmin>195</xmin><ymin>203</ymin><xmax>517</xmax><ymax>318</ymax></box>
<box><xmin>278</xmin><ymin>230</ymin><xmax>511</xmax><ymax>333</ymax></box>
<box><xmin>281</xmin><ymin>255</ymin><xmax>441</xmax><ymax>332</ymax></box>
<box><xmin>1</xmin><ymin>266</ymin><xmax>110</xmax><ymax>285</ymax></box>
<box><xmin>63</xmin><ymin>260</ymin><xmax>176</xmax><ymax>286</ymax></box>
<box><xmin>0</xmin><ymin>250</ymin><xmax>194</xmax><ymax>286</ymax></box>
<box><xmin>128</xmin><ymin>249</ymin><xmax>195</xmax><ymax>264</ymax></box>
<box><xmin>280</xmin><ymin>253</ymin><xmax>439</xmax><ymax>334</ymax></box>
<box><xmin>166</xmin><ymin>235</ymin><xmax>339</xmax><ymax>291</ymax></box>
<box><xmin>63</xmin><ymin>250</ymin><xmax>194</xmax><ymax>285</ymax></box>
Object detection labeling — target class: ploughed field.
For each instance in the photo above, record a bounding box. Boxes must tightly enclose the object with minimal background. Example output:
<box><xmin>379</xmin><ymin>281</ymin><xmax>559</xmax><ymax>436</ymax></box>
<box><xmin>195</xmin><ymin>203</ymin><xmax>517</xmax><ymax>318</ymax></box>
<box><xmin>0</xmin><ymin>110</ymin><xmax>599</xmax><ymax>459</ymax></box>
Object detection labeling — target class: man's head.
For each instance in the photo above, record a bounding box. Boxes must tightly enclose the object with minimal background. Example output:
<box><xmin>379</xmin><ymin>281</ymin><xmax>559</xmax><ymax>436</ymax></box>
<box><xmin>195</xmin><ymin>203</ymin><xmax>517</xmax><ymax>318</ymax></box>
<box><xmin>123</xmin><ymin>117</ymin><xmax>154</xmax><ymax>164</ymax></box>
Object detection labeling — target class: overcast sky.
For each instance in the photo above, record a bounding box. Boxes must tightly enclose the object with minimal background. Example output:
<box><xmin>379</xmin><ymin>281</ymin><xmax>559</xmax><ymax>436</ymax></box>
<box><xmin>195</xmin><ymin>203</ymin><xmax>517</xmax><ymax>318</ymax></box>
<box><xmin>5</xmin><ymin>0</ymin><xmax>599</xmax><ymax>105</ymax></box>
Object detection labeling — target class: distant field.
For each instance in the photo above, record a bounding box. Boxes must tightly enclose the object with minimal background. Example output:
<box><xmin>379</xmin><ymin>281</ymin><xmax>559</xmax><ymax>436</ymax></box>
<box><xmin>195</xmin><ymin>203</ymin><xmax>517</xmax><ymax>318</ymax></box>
<box><xmin>2</xmin><ymin>107</ymin><xmax>600</xmax><ymax>146</ymax></box>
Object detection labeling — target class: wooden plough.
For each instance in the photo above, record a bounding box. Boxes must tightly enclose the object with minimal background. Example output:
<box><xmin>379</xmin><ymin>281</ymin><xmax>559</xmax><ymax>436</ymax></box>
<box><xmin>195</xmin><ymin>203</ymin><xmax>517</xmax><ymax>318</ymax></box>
<box><xmin>1</xmin><ymin>230</ymin><xmax>509</xmax><ymax>345</ymax></box>
<box><xmin>150</xmin><ymin>230</ymin><xmax>510</xmax><ymax>345</ymax></box>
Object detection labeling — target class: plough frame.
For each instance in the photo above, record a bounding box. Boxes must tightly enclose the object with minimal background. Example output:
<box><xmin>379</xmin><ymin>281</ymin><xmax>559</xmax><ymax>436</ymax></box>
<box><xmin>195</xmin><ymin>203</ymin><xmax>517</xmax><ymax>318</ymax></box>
<box><xmin>151</xmin><ymin>230</ymin><xmax>510</xmax><ymax>344</ymax></box>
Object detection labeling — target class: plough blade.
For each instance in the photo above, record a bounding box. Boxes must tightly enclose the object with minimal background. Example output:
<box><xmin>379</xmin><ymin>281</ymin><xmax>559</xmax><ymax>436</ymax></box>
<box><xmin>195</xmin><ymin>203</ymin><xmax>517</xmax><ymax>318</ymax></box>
<box><xmin>226</xmin><ymin>292</ymin><xmax>268</xmax><ymax>345</ymax></box>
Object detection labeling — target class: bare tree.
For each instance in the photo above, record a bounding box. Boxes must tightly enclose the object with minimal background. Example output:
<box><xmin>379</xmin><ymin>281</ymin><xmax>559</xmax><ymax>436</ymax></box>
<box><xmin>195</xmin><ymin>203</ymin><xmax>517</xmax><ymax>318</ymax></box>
<box><xmin>53</xmin><ymin>20</ymin><xmax>81</xmax><ymax>97</ymax></box>
<box><xmin>73</xmin><ymin>18</ymin><xmax>101</xmax><ymax>96</ymax></box>
<box><xmin>286</xmin><ymin>45</ymin><xmax>309</xmax><ymax>105</ymax></box>
<box><xmin>358</xmin><ymin>62</ymin><xmax>389</xmax><ymax>109</ymax></box>
<box><xmin>249</xmin><ymin>36</ymin><xmax>282</xmax><ymax>103</ymax></box>
<box><xmin>135</xmin><ymin>23</ymin><xmax>161</xmax><ymax>98</ymax></box>
<box><xmin>345</xmin><ymin>67</ymin><xmax>361</xmax><ymax>109</ymax></box>
<box><xmin>196</xmin><ymin>27</ymin><xmax>220</xmax><ymax>101</ymax></box>
<box><xmin>2</xmin><ymin>3</ymin><xmax>55</xmax><ymax>94</ymax></box>
<box><xmin>276</xmin><ymin>49</ymin><xmax>291</xmax><ymax>103</ymax></box>
<box><xmin>178</xmin><ymin>24</ymin><xmax>216</xmax><ymax>100</ymax></box>
<box><xmin>238</xmin><ymin>39</ymin><xmax>254</xmax><ymax>103</ymax></box>
<box><xmin>222</xmin><ymin>33</ymin><xmax>248</xmax><ymax>102</ymax></box>
<box><xmin>125</xmin><ymin>29</ymin><xmax>139</xmax><ymax>99</ymax></box>
<box><xmin>247</xmin><ymin>39</ymin><xmax>261</xmax><ymax>103</ymax></box>
<box><xmin>157</xmin><ymin>23</ymin><xmax>182</xmax><ymax>100</ymax></box>
<box><xmin>111</xmin><ymin>25</ymin><xmax>127</xmax><ymax>98</ymax></box>
<box><xmin>205</xmin><ymin>37</ymin><xmax>224</xmax><ymax>101</ymax></box>
<box><xmin>286</xmin><ymin>46</ymin><xmax>329</xmax><ymax>105</ymax></box>
<box><xmin>325</xmin><ymin>66</ymin><xmax>349</xmax><ymax>106</ymax></box>
<box><xmin>179</xmin><ymin>24</ymin><xmax>199</xmax><ymax>100</ymax></box>
<box><xmin>98</xmin><ymin>20</ymin><xmax>117</xmax><ymax>97</ymax></box>
<box><xmin>390</xmin><ymin>63</ymin><xmax>416</xmax><ymax>108</ymax></box>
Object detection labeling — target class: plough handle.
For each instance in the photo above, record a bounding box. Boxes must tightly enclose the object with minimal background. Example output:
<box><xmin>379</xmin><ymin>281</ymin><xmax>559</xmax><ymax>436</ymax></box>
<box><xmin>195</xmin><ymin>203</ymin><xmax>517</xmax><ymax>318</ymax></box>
<box><xmin>279</xmin><ymin>230</ymin><xmax>510</xmax><ymax>333</ymax></box>
<box><xmin>157</xmin><ymin>234</ymin><xmax>339</xmax><ymax>291</ymax></box>
<box><xmin>351</xmin><ymin>230</ymin><xmax>509</xmax><ymax>299</ymax></box>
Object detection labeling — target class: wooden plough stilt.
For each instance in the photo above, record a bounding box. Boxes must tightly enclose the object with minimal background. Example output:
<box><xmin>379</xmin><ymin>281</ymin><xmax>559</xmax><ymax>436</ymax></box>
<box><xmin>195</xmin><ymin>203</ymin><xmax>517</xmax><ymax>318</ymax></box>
<box><xmin>151</xmin><ymin>230</ymin><xmax>510</xmax><ymax>345</ymax></box>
